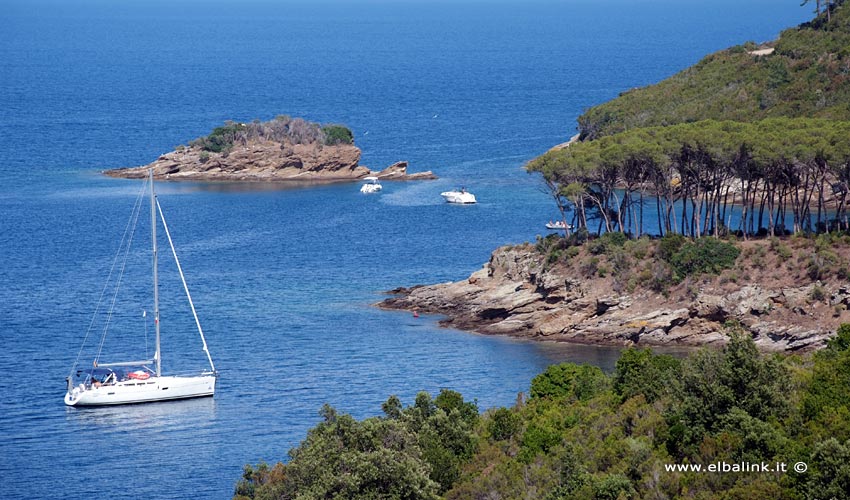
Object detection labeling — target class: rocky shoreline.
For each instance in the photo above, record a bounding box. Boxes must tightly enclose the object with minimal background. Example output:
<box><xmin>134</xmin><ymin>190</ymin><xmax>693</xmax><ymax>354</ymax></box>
<box><xmin>378</xmin><ymin>243</ymin><xmax>844</xmax><ymax>352</ymax></box>
<box><xmin>104</xmin><ymin>140</ymin><xmax>436</xmax><ymax>183</ymax></box>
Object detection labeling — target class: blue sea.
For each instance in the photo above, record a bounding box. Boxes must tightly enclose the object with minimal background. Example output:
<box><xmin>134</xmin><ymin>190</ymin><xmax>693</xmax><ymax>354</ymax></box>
<box><xmin>0</xmin><ymin>1</ymin><xmax>809</xmax><ymax>498</ymax></box>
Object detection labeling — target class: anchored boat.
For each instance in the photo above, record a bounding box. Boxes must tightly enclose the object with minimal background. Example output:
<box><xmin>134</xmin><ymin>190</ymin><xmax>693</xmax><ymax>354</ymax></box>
<box><xmin>441</xmin><ymin>187</ymin><xmax>476</xmax><ymax>204</ymax></box>
<box><xmin>65</xmin><ymin>170</ymin><xmax>217</xmax><ymax>406</ymax></box>
<box><xmin>360</xmin><ymin>176</ymin><xmax>383</xmax><ymax>194</ymax></box>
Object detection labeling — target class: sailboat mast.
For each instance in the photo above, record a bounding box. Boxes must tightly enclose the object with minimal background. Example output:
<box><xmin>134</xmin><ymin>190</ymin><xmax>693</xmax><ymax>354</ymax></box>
<box><xmin>150</xmin><ymin>169</ymin><xmax>162</xmax><ymax>377</ymax></box>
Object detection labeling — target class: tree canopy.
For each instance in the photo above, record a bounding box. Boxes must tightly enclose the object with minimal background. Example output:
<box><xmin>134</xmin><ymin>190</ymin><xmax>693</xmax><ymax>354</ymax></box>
<box><xmin>235</xmin><ymin>329</ymin><xmax>850</xmax><ymax>499</ymax></box>
<box><xmin>527</xmin><ymin>118</ymin><xmax>850</xmax><ymax>238</ymax></box>
<box><xmin>189</xmin><ymin>116</ymin><xmax>354</xmax><ymax>154</ymax></box>
<box><xmin>235</xmin><ymin>390</ymin><xmax>478</xmax><ymax>500</ymax></box>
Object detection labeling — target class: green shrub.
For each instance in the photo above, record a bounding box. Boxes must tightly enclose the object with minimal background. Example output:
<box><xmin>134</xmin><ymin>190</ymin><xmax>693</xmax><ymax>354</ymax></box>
<box><xmin>597</xmin><ymin>265</ymin><xmax>610</xmax><ymax>277</ymax></box>
<box><xmin>808</xmin><ymin>253</ymin><xmax>831</xmax><ymax>280</ymax></box>
<box><xmin>828</xmin><ymin>323</ymin><xmax>850</xmax><ymax>352</ymax></box>
<box><xmin>536</xmin><ymin>234</ymin><xmax>573</xmax><ymax>266</ymax></box>
<box><xmin>196</xmin><ymin>123</ymin><xmax>243</xmax><ymax>153</ymax></box>
<box><xmin>614</xmin><ymin>348</ymin><xmax>681</xmax><ymax>402</ymax></box>
<box><xmin>587</xmin><ymin>240</ymin><xmax>605</xmax><ymax>255</ymax></box>
<box><xmin>667</xmin><ymin>331</ymin><xmax>789</xmax><ymax>454</ymax></box>
<box><xmin>535</xmin><ymin>233</ymin><xmax>561</xmax><ymax>254</ymax></box>
<box><xmin>518</xmin><ymin>422</ymin><xmax>561</xmax><ymax>463</ymax></box>
<box><xmin>189</xmin><ymin>116</ymin><xmax>342</xmax><ymax>155</ymax></box>
<box><xmin>487</xmin><ymin>408</ymin><xmax>520</xmax><ymax>441</ymax></box>
<box><xmin>658</xmin><ymin>233</ymin><xmax>686</xmax><ymax>262</ymax></box>
<box><xmin>751</xmin><ymin>244</ymin><xmax>768</xmax><ymax>269</ymax></box>
<box><xmin>434</xmin><ymin>388</ymin><xmax>478</xmax><ymax>425</ymax></box>
<box><xmin>322</xmin><ymin>124</ymin><xmax>354</xmax><ymax>145</ymax></box>
<box><xmin>806</xmin><ymin>234</ymin><xmax>842</xmax><ymax>280</ymax></box>
<box><xmin>588</xmin><ymin>231</ymin><xmax>628</xmax><ymax>255</ymax></box>
<box><xmin>530</xmin><ymin>363</ymin><xmax>608</xmax><ymax>401</ymax></box>
<box><xmin>623</xmin><ymin>236</ymin><xmax>653</xmax><ymax>260</ymax></box>
<box><xmin>770</xmin><ymin>237</ymin><xmax>793</xmax><ymax>259</ymax></box>
<box><xmin>608</xmin><ymin>248</ymin><xmax>631</xmax><ymax>277</ymax></box>
<box><xmin>811</xmin><ymin>284</ymin><xmax>827</xmax><ymax>302</ymax></box>
<box><xmin>801</xmin><ymin>323</ymin><xmax>850</xmax><ymax>443</ymax></box>
<box><xmin>566</xmin><ymin>228</ymin><xmax>589</xmax><ymax>247</ymax></box>
<box><xmin>669</xmin><ymin>237</ymin><xmax>740</xmax><ymax>280</ymax></box>
<box><xmin>236</xmin><ymin>404</ymin><xmax>441</xmax><ymax>500</ymax></box>
<box><xmin>805</xmin><ymin>438</ymin><xmax>850</xmax><ymax>500</ymax></box>
<box><xmin>593</xmin><ymin>474</ymin><xmax>636</xmax><ymax>500</ymax></box>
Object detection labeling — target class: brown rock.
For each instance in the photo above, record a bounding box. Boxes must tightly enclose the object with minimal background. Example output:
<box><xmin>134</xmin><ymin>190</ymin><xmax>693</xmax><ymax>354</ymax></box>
<box><xmin>373</xmin><ymin>161</ymin><xmax>437</xmax><ymax>181</ymax></box>
<box><xmin>375</xmin><ymin>243</ymin><xmax>836</xmax><ymax>352</ymax></box>
<box><xmin>104</xmin><ymin>141</ymin><xmax>437</xmax><ymax>184</ymax></box>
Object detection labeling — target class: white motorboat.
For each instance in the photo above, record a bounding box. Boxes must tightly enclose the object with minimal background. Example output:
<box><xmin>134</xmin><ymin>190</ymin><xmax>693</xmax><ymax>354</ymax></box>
<box><xmin>545</xmin><ymin>220</ymin><xmax>573</xmax><ymax>230</ymax></box>
<box><xmin>441</xmin><ymin>188</ymin><xmax>476</xmax><ymax>204</ymax></box>
<box><xmin>65</xmin><ymin>170</ymin><xmax>217</xmax><ymax>406</ymax></box>
<box><xmin>360</xmin><ymin>176</ymin><xmax>382</xmax><ymax>194</ymax></box>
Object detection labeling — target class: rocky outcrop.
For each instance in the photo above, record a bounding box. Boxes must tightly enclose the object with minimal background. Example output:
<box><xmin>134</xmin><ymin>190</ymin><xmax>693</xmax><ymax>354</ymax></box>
<box><xmin>373</xmin><ymin>161</ymin><xmax>437</xmax><ymax>181</ymax></box>
<box><xmin>379</xmin><ymin>245</ymin><xmax>836</xmax><ymax>351</ymax></box>
<box><xmin>104</xmin><ymin>141</ymin><xmax>437</xmax><ymax>183</ymax></box>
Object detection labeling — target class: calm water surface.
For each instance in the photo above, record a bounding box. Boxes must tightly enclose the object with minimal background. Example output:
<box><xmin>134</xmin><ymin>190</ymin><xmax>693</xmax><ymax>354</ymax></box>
<box><xmin>0</xmin><ymin>1</ymin><xmax>808</xmax><ymax>498</ymax></box>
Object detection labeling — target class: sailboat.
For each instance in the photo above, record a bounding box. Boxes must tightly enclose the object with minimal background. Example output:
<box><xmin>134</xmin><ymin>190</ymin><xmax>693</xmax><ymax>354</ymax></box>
<box><xmin>65</xmin><ymin>170</ymin><xmax>217</xmax><ymax>406</ymax></box>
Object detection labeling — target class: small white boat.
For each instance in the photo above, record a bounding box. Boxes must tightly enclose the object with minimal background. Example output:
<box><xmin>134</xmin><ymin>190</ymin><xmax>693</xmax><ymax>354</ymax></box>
<box><xmin>360</xmin><ymin>176</ymin><xmax>382</xmax><ymax>194</ymax></box>
<box><xmin>545</xmin><ymin>220</ymin><xmax>572</xmax><ymax>230</ymax></box>
<box><xmin>65</xmin><ymin>169</ymin><xmax>217</xmax><ymax>406</ymax></box>
<box><xmin>441</xmin><ymin>188</ymin><xmax>476</xmax><ymax>204</ymax></box>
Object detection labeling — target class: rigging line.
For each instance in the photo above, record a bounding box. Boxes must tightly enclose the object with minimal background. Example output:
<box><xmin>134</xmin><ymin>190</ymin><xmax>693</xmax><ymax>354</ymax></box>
<box><xmin>68</xmin><ymin>179</ymin><xmax>148</xmax><ymax>379</ymax></box>
<box><xmin>157</xmin><ymin>199</ymin><xmax>216</xmax><ymax>373</ymax></box>
<box><xmin>95</xmin><ymin>179</ymin><xmax>147</xmax><ymax>365</ymax></box>
<box><xmin>95</xmin><ymin>187</ymin><xmax>145</xmax><ymax>364</ymax></box>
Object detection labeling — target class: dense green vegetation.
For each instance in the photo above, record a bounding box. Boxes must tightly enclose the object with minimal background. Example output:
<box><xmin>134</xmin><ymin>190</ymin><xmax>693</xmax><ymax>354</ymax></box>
<box><xmin>667</xmin><ymin>237</ymin><xmax>740</xmax><ymax>280</ymax></box>
<box><xmin>527</xmin><ymin>118</ymin><xmax>850</xmax><ymax>238</ymax></box>
<box><xmin>321</xmin><ymin>124</ymin><xmax>355</xmax><ymax>146</ymax></box>
<box><xmin>188</xmin><ymin>116</ymin><xmax>354</xmax><ymax>154</ymax></box>
<box><xmin>535</xmin><ymin>231</ymin><xmax>746</xmax><ymax>295</ymax></box>
<box><xmin>534</xmin><ymin>229</ymin><xmax>850</xmax><ymax>301</ymax></box>
<box><xmin>235</xmin><ymin>389</ymin><xmax>478</xmax><ymax>500</ymax></box>
<box><xmin>529</xmin><ymin>3</ymin><xmax>850</xmax><ymax>241</ymax></box>
<box><xmin>235</xmin><ymin>327</ymin><xmax>850</xmax><ymax>499</ymax></box>
<box><xmin>577</xmin><ymin>1</ymin><xmax>850</xmax><ymax>140</ymax></box>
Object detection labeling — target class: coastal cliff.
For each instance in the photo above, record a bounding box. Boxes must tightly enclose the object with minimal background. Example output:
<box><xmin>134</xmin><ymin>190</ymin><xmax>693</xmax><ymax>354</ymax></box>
<box><xmin>379</xmin><ymin>236</ymin><xmax>849</xmax><ymax>351</ymax></box>
<box><xmin>105</xmin><ymin>117</ymin><xmax>437</xmax><ymax>183</ymax></box>
<box><xmin>377</xmin><ymin>3</ymin><xmax>850</xmax><ymax>352</ymax></box>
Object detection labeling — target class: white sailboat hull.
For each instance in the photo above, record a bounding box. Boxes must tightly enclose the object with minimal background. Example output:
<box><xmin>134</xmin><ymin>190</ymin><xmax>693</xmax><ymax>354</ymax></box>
<box><xmin>65</xmin><ymin>374</ymin><xmax>216</xmax><ymax>406</ymax></box>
